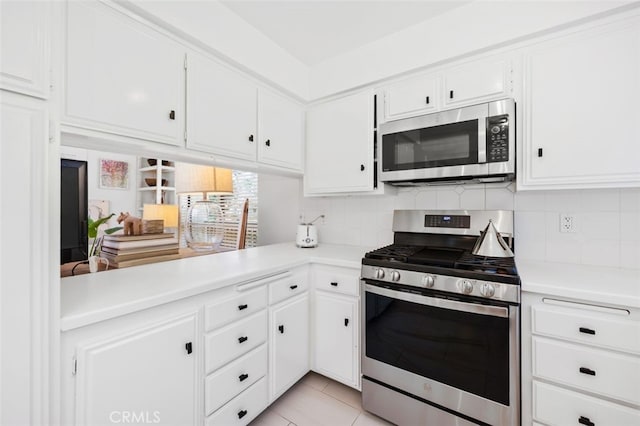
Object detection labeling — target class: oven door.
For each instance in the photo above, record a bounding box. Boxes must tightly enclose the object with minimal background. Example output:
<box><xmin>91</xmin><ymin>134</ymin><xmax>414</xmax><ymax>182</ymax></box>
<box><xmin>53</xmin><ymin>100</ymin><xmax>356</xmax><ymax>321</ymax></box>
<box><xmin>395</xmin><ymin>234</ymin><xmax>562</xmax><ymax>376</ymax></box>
<box><xmin>380</xmin><ymin>103</ymin><xmax>488</xmax><ymax>182</ymax></box>
<box><xmin>362</xmin><ymin>281</ymin><xmax>519</xmax><ymax>426</ymax></box>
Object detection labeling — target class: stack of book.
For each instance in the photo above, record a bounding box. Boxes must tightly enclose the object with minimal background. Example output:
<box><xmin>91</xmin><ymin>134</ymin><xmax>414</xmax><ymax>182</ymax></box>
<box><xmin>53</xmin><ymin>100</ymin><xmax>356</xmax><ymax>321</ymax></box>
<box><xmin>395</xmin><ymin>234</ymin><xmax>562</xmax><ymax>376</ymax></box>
<box><xmin>100</xmin><ymin>233</ymin><xmax>180</xmax><ymax>268</ymax></box>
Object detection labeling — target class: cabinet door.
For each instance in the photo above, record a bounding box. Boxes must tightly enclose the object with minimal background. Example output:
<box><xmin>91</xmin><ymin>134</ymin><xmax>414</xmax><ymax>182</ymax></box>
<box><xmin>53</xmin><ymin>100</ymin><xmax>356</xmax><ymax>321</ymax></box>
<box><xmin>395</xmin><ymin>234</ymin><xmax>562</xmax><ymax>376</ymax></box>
<box><xmin>65</xmin><ymin>1</ymin><xmax>184</xmax><ymax>145</ymax></box>
<box><xmin>270</xmin><ymin>294</ymin><xmax>309</xmax><ymax>400</ymax></box>
<box><xmin>305</xmin><ymin>90</ymin><xmax>374</xmax><ymax>194</ymax></box>
<box><xmin>314</xmin><ymin>292</ymin><xmax>358</xmax><ymax>388</ymax></box>
<box><xmin>443</xmin><ymin>58</ymin><xmax>509</xmax><ymax>107</ymax></box>
<box><xmin>384</xmin><ymin>74</ymin><xmax>439</xmax><ymax>121</ymax></box>
<box><xmin>74</xmin><ymin>313</ymin><xmax>197</xmax><ymax>425</ymax></box>
<box><xmin>257</xmin><ymin>89</ymin><xmax>304</xmax><ymax>171</ymax></box>
<box><xmin>0</xmin><ymin>1</ymin><xmax>49</xmax><ymax>98</ymax></box>
<box><xmin>1</xmin><ymin>92</ymin><xmax>48</xmax><ymax>425</ymax></box>
<box><xmin>521</xmin><ymin>18</ymin><xmax>640</xmax><ymax>189</ymax></box>
<box><xmin>186</xmin><ymin>52</ymin><xmax>257</xmax><ymax>160</ymax></box>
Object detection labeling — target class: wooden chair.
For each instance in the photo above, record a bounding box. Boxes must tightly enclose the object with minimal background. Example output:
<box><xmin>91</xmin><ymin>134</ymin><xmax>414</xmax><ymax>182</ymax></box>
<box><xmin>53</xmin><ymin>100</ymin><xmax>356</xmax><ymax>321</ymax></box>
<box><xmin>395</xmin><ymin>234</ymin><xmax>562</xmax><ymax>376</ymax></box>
<box><xmin>236</xmin><ymin>199</ymin><xmax>249</xmax><ymax>250</ymax></box>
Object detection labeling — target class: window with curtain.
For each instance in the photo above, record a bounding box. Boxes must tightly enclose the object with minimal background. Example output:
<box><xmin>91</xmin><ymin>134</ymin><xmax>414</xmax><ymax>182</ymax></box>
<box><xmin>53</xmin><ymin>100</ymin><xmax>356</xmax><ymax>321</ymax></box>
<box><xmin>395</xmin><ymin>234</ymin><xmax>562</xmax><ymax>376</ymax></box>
<box><xmin>178</xmin><ymin>170</ymin><xmax>258</xmax><ymax>249</ymax></box>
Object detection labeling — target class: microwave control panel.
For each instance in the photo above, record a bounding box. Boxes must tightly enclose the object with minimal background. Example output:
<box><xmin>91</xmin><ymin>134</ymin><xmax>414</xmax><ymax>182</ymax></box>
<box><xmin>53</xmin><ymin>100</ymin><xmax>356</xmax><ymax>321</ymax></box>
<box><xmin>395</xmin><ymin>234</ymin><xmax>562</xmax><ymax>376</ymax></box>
<box><xmin>486</xmin><ymin>114</ymin><xmax>509</xmax><ymax>163</ymax></box>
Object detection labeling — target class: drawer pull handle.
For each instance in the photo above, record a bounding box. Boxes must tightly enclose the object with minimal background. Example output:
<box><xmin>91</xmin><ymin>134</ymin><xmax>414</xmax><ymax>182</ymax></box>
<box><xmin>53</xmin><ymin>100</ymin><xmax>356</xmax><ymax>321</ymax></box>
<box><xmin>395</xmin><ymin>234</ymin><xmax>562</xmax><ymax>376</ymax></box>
<box><xmin>238</xmin><ymin>304</ymin><xmax>248</xmax><ymax>311</ymax></box>
<box><xmin>169</xmin><ymin>110</ymin><xmax>176</xmax><ymax>120</ymax></box>
<box><xmin>290</xmin><ymin>285</ymin><xmax>298</xmax><ymax>290</ymax></box>
<box><xmin>185</xmin><ymin>342</ymin><xmax>192</xmax><ymax>355</ymax></box>
<box><xmin>579</xmin><ymin>367</ymin><xmax>596</xmax><ymax>376</ymax></box>
<box><xmin>238</xmin><ymin>373</ymin><xmax>249</xmax><ymax>382</ymax></box>
<box><xmin>278</xmin><ymin>325</ymin><xmax>284</xmax><ymax>334</ymax></box>
<box><xmin>238</xmin><ymin>336</ymin><xmax>248</xmax><ymax>344</ymax></box>
<box><xmin>238</xmin><ymin>410</ymin><xmax>247</xmax><ymax>419</ymax></box>
<box><xmin>579</xmin><ymin>327</ymin><xmax>596</xmax><ymax>335</ymax></box>
<box><xmin>578</xmin><ymin>416</ymin><xmax>595</xmax><ymax>426</ymax></box>
<box><xmin>344</xmin><ymin>318</ymin><xmax>349</xmax><ymax>327</ymax></box>
<box><xmin>330</xmin><ymin>282</ymin><xmax>338</xmax><ymax>287</ymax></box>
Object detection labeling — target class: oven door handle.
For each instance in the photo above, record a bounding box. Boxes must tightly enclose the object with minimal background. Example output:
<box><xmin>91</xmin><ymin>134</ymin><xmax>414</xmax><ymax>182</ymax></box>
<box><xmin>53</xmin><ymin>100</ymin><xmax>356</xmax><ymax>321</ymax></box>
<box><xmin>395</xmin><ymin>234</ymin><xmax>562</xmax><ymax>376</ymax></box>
<box><xmin>365</xmin><ymin>284</ymin><xmax>509</xmax><ymax>318</ymax></box>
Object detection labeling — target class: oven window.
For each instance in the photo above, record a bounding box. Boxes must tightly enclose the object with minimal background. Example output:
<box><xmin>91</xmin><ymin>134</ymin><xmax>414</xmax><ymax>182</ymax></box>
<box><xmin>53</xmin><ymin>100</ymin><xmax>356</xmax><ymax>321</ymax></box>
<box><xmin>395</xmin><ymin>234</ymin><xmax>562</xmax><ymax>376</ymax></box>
<box><xmin>382</xmin><ymin>119</ymin><xmax>478</xmax><ymax>171</ymax></box>
<box><xmin>365</xmin><ymin>291</ymin><xmax>510</xmax><ymax>405</ymax></box>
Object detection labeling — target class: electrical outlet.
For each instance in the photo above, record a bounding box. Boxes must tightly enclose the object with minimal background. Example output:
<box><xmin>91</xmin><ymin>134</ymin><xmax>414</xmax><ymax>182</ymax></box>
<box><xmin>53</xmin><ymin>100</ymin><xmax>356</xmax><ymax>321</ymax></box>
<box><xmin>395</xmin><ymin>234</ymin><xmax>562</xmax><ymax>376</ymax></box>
<box><xmin>559</xmin><ymin>213</ymin><xmax>576</xmax><ymax>233</ymax></box>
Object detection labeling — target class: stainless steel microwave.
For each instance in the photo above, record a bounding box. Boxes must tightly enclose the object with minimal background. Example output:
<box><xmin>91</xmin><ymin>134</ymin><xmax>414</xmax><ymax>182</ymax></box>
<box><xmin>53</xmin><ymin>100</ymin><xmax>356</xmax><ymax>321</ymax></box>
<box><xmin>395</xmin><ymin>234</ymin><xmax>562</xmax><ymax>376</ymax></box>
<box><xmin>379</xmin><ymin>99</ymin><xmax>515</xmax><ymax>185</ymax></box>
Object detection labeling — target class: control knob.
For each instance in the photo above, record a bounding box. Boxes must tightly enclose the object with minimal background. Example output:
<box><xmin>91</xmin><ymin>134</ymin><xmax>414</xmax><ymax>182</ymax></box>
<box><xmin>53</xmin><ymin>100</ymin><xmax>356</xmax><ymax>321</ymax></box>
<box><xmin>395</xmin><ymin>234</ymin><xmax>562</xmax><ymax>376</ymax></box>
<box><xmin>457</xmin><ymin>279</ymin><xmax>474</xmax><ymax>294</ymax></box>
<box><xmin>480</xmin><ymin>283</ymin><xmax>496</xmax><ymax>298</ymax></box>
<box><xmin>422</xmin><ymin>275</ymin><xmax>435</xmax><ymax>288</ymax></box>
<box><xmin>375</xmin><ymin>268</ymin><xmax>385</xmax><ymax>280</ymax></box>
<box><xmin>390</xmin><ymin>270</ymin><xmax>401</xmax><ymax>282</ymax></box>
<box><xmin>491</xmin><ymin>125</ymin><xmax>501</xmax><ymax>134</ymax></box>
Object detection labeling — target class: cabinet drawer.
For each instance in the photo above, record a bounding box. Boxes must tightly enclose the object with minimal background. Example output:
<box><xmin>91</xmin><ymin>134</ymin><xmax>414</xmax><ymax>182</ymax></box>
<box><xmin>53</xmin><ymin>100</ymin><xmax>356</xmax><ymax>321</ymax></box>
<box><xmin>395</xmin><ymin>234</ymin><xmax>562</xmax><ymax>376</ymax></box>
<box><xmin>205</xmin><ymin>377</ymin><xmax>268</xmax><ymax>426</ymax></box>
<box><xmin>205</xmin><ymin>344</ymin><xmax>267</xmax><ymax>416</ymax></box>
<box><xmin>533</xmin><ymin>337</ymin><xmax>640</xmax><ymax>405</ymax></box>
<box><xmin>313</xmin><ymin>265</ymin><xmax>359</xmax><ymax>296</ymax></box>
<box><xmin>533</xmin><ymin>381</ymin><xmax>640</xmax><ymax>426</ymax></box>
<box><xmin>532</xmin><ymin>303</ymin><xmax>638</xmax><ymax>355</ymax></box>
<box><xmin>204</xmin><ymin>286</ymin><xmax>267</xmax><ymax>332</ymax></box>
<box><xmin>205</xmin><ymin>310</ymin><xmax>267</xmax><ymax>373</ymax></box>
<box><xmin>269</xmin><ymin>268</ymin><xmax>308</xmax><ymax>305</ymax></box>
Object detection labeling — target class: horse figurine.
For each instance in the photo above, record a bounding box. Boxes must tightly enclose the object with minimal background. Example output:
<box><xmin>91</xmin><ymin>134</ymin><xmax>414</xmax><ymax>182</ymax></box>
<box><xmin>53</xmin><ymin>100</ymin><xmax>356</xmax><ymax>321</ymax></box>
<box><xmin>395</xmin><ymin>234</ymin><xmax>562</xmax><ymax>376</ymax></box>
<box><xmin>117</xmin><ymin>212</ymin><xmax>143</xmax><ymax>236</ymax></box>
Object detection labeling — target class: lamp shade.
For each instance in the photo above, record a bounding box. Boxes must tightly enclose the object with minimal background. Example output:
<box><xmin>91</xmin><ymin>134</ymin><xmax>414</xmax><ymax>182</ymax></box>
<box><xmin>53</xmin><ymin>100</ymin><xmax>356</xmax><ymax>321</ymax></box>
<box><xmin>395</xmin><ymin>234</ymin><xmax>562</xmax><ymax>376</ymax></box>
<box><xmin>174</xmin><ymin>163</ymin><xmax>233</xmax><ymax>195</ymax></box>
<box><xmin>142</xmin><ymin>204</ymin><xmax>179</xmax><ymax>228</ymax></box>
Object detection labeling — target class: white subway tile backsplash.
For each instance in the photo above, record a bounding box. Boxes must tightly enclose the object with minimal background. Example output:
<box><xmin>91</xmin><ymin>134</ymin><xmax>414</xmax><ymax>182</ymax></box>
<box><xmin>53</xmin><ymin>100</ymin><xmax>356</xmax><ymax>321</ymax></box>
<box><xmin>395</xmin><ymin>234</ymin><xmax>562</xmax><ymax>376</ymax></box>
<box><xmin>435</xmin><ymin>189</ymin><xmax>460</xmax><ymax>209</ymax></box>
<box><xmin>620</xmin><ymin>241</ymin><xmax>640</xmax><ymax>268</ymax></box>
<box><xmin>486</xmin><ymin>187</ymin><xmax>514</xmax><ymax>210</ymax></box>
<box><xmin>620</xmin><ymin>212</ymin><xmax>640</xmax><ymax>241</ymax></box>
<box><xmin>460</xmin><ymin>188</ymin><xmax>485</xmax><ymax>210</ymax></box>
<box><xmin>621</xmin><ymin>189</ymin><xmax>640</xmax><ymax>212</ymax></box>
<box><xmin>415</xmin><ymin>189</ymin><xmax>438</xmax><ymax>209</ymax></box>
<box><xmin>580</xmin><ymin>189</ymin><xmax>620</xmax><ymax>212</ymax></box>
<box><xmin>544</xmin><ymin>190</ymin><xmax>581</xmax><ymax>212</ymax></box>
<box><xmin>581</xmin><ymin>212</ymin><xmax>620</xmax><ymax>240</ymax></box>
<box><xmin>580</xmin><ymin>240</ymin><xmax>621</xmax><ymax>268</ymax></box>
<box><xmin>515</xmin><ymin>211</ymin><xmax>546</xmax><ymax>242</ymax></box>
<box><xmin>515</xmin><ymin>241</ymin><xmax>545</xmax><ymax>262</ymax></box>
<box><xmin>514</xmin><ymin>191</ymin><xmax>545</xmax><ymax>211</ymax></box>
<box><xmin>393</xmin><ymin>190</ymin><xmax>417</xmax><ymax>210</ymax></box>
<box><xmin>545</xmin><ymin>240</ymin><xmax>581</xmax><ymax>264</ymax></box>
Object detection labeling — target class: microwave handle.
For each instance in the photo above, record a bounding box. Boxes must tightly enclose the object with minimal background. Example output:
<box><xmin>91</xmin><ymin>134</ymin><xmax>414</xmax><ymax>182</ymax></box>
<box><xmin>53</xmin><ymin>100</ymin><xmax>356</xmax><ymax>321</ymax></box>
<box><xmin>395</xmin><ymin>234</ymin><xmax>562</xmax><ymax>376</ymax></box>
<box><xmin>478</xmin><ymin>118</ymin><xmax>487</xmax><ymax>163</ymax></box>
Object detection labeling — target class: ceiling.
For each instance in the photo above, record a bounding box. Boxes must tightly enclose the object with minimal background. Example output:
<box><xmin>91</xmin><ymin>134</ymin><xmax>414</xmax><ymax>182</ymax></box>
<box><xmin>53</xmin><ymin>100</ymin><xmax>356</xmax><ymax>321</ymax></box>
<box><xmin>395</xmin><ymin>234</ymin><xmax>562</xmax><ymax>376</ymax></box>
<box><xmin>220</xmin><ymin>0</ymin><xmax>473</xmax><ymax>66</ymax></box>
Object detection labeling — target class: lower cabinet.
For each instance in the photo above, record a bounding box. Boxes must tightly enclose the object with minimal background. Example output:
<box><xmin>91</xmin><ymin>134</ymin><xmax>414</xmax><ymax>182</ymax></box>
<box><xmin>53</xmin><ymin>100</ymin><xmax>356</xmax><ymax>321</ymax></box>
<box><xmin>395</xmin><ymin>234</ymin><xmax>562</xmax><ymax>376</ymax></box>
<box><xmin>73</xmin><ymin>312</ymin><xmax>197</xmax><ymax>425</ymax></box>
<box><xmin>314</xmin><ymin>291</ymin><xmax>359</xmax><ymax>389</ymax></box>
<box><xmin>270</xmin><ymin>293</ymin><xmax>310</xmax><ymax>401</ymax></box>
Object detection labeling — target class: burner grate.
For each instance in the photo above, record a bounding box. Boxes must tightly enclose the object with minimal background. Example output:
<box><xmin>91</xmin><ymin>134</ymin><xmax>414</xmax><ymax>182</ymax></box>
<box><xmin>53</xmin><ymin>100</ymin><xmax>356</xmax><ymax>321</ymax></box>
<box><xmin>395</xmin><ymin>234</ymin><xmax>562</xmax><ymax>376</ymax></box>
<box><xmin>365</xmin><ymin>244</ymin><xmax>423</xmax><ymax>262</ymax></box>
<box><xmin>455</xmin><ymin>253</ymin><xmax>518</xmax><ymax>276</ymax></box>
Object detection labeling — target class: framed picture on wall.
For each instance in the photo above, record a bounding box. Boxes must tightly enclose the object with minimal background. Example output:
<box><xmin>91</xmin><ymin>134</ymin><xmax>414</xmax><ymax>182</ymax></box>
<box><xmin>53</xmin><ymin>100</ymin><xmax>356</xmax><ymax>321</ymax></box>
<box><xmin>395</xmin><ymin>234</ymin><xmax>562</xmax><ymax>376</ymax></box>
<box><xmin>99</xmin><ymin>159</ymin><xmax>129</xmax><ymax>189</ymax></box>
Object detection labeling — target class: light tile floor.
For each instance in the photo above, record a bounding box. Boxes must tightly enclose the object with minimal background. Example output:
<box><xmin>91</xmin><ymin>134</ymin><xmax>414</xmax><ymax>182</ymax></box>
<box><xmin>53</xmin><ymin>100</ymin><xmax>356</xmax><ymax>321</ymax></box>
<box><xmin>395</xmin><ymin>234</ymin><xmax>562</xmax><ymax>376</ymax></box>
<box><xmin>250</xmin><ymin>372</ymin><xmax>393</xmax><ymax>426</ymax></box>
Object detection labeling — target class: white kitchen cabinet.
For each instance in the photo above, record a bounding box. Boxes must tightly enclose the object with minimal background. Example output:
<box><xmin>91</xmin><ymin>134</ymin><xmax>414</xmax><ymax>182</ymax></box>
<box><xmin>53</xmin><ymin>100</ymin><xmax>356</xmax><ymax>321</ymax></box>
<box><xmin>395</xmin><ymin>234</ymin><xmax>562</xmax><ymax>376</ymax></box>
<box><xmin>442</xmin><ymin>58</ymin><xmax>510</xmax><ymax>108</ymax></box>
<box><xmin>314</xmin><ymin>291</ymin><xmax>359</xmax><ymax>388</ymax></box>
<box><xmin>520</xmin><ymin>16</ymin><xmax>640</xmax><ymax>190</ymax></box>
<box><xmin>64</xmin><ymin>1</ymin><xmax>185</xmax><ymax>146</ymax></box>
<box><xmin>1</xmin><ymin>91</ymin><xmax>48</xmax><ymax>426</ymax></box>
<box><xmin>74</xmin><ymin>312</ymin><xmax>197</xmax><ymax>425</ymax></box>
<box><xmin>257</xmin><ymin>88</ymin><xmax>304</xmax><ymax>171</ymax></box>
<box><xmin>186</xmin><ymin>52</ymin><xmax>257</xmax><ymax>160</ymax></box>
<box><xmin>270</xmin><ymin>293</ymin><xmax>309</xmax><ymax>400</ymax></box>
<box><xmin>523</xmin><ymin>293</ymin><xmax>640</xmax><ymax>426</ymax></box>
<box><xmin>0</xmin><ymin>1</ymin><xmax>49</xmax><ymax>98</ymax></box>
<box><xmin>384</xmin><ymin>73</ymin><xmax>439</xmax><ymax>121</ymax></box>
<box><xmin>305</xmin><ymin>90</ymin><xmax>375</xmax><ymax>195</ymax></box>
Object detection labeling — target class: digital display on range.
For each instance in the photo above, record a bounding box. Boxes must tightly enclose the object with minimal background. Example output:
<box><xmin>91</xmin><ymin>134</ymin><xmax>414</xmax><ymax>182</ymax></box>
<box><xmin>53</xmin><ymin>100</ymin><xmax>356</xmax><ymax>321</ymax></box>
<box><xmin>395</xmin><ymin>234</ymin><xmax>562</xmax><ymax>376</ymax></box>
<box><xmin>424</xmin><ymin>214</ymin><xmax>471</xmax><ymax>229</ymax></box>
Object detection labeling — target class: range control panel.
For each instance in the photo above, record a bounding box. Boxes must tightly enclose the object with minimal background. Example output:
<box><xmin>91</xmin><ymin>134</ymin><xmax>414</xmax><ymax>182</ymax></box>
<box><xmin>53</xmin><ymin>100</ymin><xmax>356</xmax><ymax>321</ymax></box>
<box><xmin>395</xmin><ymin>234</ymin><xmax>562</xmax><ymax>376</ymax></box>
<box><xmin>486</xmin><ymin>114</ymin><xmax>509</xmax><ymax>163</ymax></box>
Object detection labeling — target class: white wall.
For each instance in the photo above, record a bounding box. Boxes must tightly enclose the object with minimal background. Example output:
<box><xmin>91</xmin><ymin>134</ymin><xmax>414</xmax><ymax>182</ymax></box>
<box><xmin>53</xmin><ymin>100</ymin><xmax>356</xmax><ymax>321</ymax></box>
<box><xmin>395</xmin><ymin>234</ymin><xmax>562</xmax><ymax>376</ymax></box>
<box><xmin>126</xmin><ymin>0</ymin><xmax>310</xmax><ymax>100</ymax></box>
<box><xmin>309</xmin><ymin>1</ymin><xmax>632</xmax><ymax>99</ymax></box>
<box><xmin>257</xmin><ymin>174</ymin><xmax>302</xmax><ymax>246</ymax></box>
<box><xmin>300</xmin><ymin>185</ymin><xmax>640</xmax><ymax>269</ymax></box>
<box><xmin>60</xmin><ymin>146</ymin><xmax>138</xmax><ymax>231</ymax></box>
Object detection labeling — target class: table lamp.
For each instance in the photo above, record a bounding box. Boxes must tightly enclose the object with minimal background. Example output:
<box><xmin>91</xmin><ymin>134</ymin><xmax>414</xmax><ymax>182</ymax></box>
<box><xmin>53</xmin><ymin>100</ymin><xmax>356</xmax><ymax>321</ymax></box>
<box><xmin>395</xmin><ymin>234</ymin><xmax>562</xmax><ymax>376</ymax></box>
<box><xmin>142</xmin><ymin>204</ymin><xmax>179</xmax><ymax>235</ymax></box>
<box><xmin>175</xmin><ymin>163</ymin><xmax>233</xmax><ymax>251</ymax></box>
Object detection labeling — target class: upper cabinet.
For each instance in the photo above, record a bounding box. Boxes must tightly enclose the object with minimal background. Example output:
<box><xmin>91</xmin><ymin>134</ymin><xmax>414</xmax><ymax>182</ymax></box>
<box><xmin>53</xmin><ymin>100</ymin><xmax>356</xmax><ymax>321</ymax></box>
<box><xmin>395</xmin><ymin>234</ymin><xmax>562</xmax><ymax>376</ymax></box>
<box><xmin>186</xmin><ymin>52</ymin><xmax>304</xmax><ymax>172</ymax></box>
<box><xmin>519</xmin><ymin>16</ymin><xmax>640</xmax><ymax>190</ymax></box>
<box><xmin>257</xmin><ymin>89</ymin><xmax>304</xmax><ymax>171</ymax></box>
<box><xmin>0</xmin><ymin>1</ymin><xmax>49</xmax><ymax>99</ymax></box>
<box><xmin>382</xmin><ymin>57</ymin><xmax>511</xmax><ymax>122</ymax></box>
<box><xmin>63</xmin><ymin>1</ymin><xmax>186</xmax><ymax>146</ymax></box>
<box><xmin>186</xmin><ymin>53</ymin><xmax>257</xmax><ymax>161</ymax></box>
<box><xmin>305</xmin><ymin>90</ymin><xmax>375</xmax><ymax>195</ymax></box>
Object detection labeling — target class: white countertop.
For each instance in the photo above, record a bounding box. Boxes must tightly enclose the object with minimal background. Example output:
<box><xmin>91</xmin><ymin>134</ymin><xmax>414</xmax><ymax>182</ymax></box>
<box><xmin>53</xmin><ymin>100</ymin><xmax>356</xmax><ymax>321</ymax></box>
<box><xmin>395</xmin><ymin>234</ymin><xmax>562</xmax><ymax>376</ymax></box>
<box><xmin>60</xmin><ymin>242</ymin><xmax>370</xmax><ymax>331</ymax></box>
<box><xmin>518</xmin><ymin>260</ymin><xmax>640</xmax><ymax>308</ymax></box>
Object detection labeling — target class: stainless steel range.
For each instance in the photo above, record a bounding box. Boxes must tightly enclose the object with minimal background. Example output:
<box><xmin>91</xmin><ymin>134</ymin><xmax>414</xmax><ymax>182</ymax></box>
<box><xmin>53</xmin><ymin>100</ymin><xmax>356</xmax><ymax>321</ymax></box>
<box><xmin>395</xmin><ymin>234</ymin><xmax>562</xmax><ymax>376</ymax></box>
<box><xmin>361</xmin><ymin>210</ymin><xmax>520</xmax><ymax>426</ymax></box>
